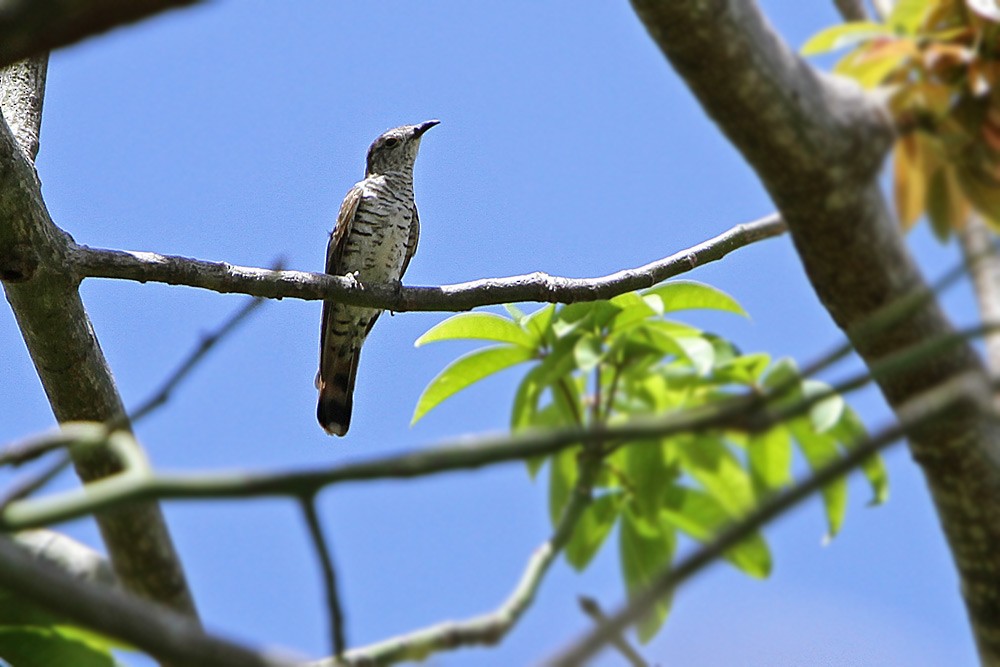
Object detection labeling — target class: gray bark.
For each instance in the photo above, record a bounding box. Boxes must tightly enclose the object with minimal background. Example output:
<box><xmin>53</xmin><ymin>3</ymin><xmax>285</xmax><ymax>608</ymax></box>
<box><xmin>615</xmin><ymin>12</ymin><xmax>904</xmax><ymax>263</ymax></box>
<box><xmin>630</xmin><ymin>1</ymin><xmax>1000</xmax><ymax>662</ymax></box>
<box><xmin>0</xmin><ymin>57</ymin><xmax>198</xmax><ymax>617</ymax></box>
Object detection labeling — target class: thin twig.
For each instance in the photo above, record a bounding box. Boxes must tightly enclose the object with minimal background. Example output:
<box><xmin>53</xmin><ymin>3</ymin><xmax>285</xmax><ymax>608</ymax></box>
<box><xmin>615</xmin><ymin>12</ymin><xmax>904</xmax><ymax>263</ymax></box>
<box><xmin>70</xmin><ymin>214</ymin><xmax>787</xmax><ymax>311</ymax></box>
<box><xmin>578</xmin><ymin>596</ymin><xmax>648</xmax><ymax>667</ymax></box>
<box><xmin>1</xmin><ymin>276</ymin><xmax>277</xmax><ymax>469</ymax></box>
<box><xmin>125</xmin><ymin>261</ymin><xmax>281</xmax><ymax>426</ymax></box>
<box><xmin>545</xmin><ymin>371</ymin><xmax>992</xmax><ymax>667</ymax></box>
<box><xmin>0</xmin><ymin>453</ymin><xmax>70</xmax><ymax>510</ymax></box>
<box><xmin>323</xmin><ymin>446</ymin><xmax>605</xmax><ymax>666</ymax></box>
<box><xmin>300</xmin><ymin>495</ymin><xmax>347</xmax><ymax>659</ymax></box>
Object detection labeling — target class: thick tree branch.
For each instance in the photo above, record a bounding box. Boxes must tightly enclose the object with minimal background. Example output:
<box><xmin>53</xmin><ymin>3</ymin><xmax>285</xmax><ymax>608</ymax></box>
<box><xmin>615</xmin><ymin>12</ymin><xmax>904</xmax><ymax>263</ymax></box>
<box><xmin>0</xmin><ymin>536</ymin><xmax>298</xmax><ymax>667</ymax></box>
<box><xmin>0</xmin><ymin>58</ymin><xmax>197</xmax><ymax>616</ymax></box>
<box><xmin>959</xmin><ymin>214</ymin><xmax>1000</xmax><ymax>380</ymax></box>
<box><xmin>629</xmin><ymin>1</ymin><xmax>1000</xmax><ymax>661</ymax></box>
<box><xmin>0</xmin><ymin>1</ymin><xmax>202</xmax><ymax>69</ymax></box>
<box><xmin>69</xmin><ymin>214</ymin><xmax>786</xmax><ymax>310</ymax></box>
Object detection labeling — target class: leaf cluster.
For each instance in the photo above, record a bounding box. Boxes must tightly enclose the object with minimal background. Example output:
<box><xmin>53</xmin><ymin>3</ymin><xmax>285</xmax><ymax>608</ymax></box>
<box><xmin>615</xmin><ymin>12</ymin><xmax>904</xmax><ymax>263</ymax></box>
<box><xmin>414</xmin><ymin>282</ymin><xmax>887</xmax><ymax>641</ymax></box>
<box><xmin>804</xmin><ymin>0</ymin><xmax>1000</xmax><ymax>238</ymax></box>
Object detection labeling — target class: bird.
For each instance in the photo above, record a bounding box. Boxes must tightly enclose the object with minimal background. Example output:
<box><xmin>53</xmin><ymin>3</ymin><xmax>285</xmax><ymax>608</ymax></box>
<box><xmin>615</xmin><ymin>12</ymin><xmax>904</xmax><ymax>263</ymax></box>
<box><xmin>316</xmin><ymin>120</ymin><xmax>439</xmax><ymax>436</ymax></box>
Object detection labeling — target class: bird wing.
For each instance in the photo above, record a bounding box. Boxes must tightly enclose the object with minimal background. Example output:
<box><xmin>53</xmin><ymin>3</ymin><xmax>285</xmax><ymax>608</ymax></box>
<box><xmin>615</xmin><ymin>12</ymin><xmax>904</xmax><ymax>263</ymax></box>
<box><xmin>317</xmin><ymin>183</ymin><xmax>364</xmax><ymax>389</ymax></box>
<box><xmin>400</xmin><ymin>202</ymin><xmax>420</xmax><ymax>278</ymax></box>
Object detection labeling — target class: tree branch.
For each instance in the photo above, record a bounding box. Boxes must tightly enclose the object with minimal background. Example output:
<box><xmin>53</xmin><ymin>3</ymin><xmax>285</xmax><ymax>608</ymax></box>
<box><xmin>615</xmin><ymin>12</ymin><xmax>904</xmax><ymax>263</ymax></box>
<box><xmin>0</xmin><ymin>57</ymin><xmax>197</xmax><ymax>616</ymax></box>
<box><xmin>959</xmin><ymin>214</ymin><xmax>1000</xmax><ymax>381</ymax></box>
<box><xmin>0</xmin><ymin>1</ymin><xmax>203</xmax><ymax>69</ymax></box>
<box><xmin>68</xmin><ymin>214</ymin><xmax>786</xmax><ymax>310</ymax></box>
<box><xmin>0</xmin><ymin>535</ymin><xmax>299</xmax><ymax>667</ymax></box>
<box><xmin>629</xmin><ymin>1</ymin><xmax>1000</xmax><ymax>660</ymax></box>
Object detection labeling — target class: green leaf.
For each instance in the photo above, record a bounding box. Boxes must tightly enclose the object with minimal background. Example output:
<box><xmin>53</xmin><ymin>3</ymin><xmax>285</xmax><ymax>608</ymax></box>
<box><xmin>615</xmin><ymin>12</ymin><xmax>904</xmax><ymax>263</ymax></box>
<box><xmin>830</xmin><ymin>408</ymin><xmax>889</xmax><ymax>505</ymax></box>
<box><xmin>524</xmin><ymin>304</ymin><xmax>556</xmax><ymax>341</ymax></box>
<box><xmin>637</xmin><ymin>322</ymin><xmax>715</xmax><ymax>375</ymax></box>
<box><xmin>415</xmin><ymin>312</ymin><xmax>535</xmax><ymax>348</ymax></box>
<box><xmin>618</xmin><ymin>509</ymin><xmax>675</xmax><ymax>643</ymax></box>
<box><xmin>645</xmin><ymin>281</ymin><xmax>748</xmax><ymax>317</ymax></box>
<box><xmin>625</xmin><ymin>441</ymin><xmax>674</xmax><ymax>517</ymax></box>
<box><xmin>748</xmin><ymin>426</ymin><xmax>793</xmax><ymax>493</ymax></box>
<box><xmin>510</xmin><ymin>339</ymin><xmax>579</xmax><ymax>430</ymax></box>
<box><xmin>548</xmin><ymin>446</ymin><xmax>579</xmax><ymax>526</ymax></box>
<box><xmin>573</xmin><ymin>334</ymin><xmax>605</xmax><ymax>373</ymax></box>
<box><xmin>888</xmin><ymin>0</ymin><xmax>932</xmax><ymax>33</ymax></box>
<box><xmin>802</xmin><ymin>379</ymin><xmax>845</xmax><ymax>433</ymax></box>
<box><xmin>713</xmin><ymin>352</ymin><xmax>771</xmax><ymax>385</ymax></box>
<box><xmin>0</xmin><ymin>626</ymin><xmax>118</xmax><ymax>667</ymax></box>
<box><xmin>674</xmin><ymin>435</ymin><xmax>755</xmax><ymax>516</ymax></box>
<box><xmin>661</xmin><ymin>486</ymin><xmax>771</xmax><ymax>579</ymax></box>
<box><xmin>412</xmin><ymin>345</ymin><xmax>533</xmax><ymax>424</ymax></box>
<box><xmin>504</xmin><ymin>303</ymin><xmax>526</xmax><ymax>322</ymax></box>
<box><xmin>565</xmin><ymin>493</ymin><xmax>622</xmax><ymax>570</ymax></box>
<box><xmin>801</xmin><ymin>21</ymin><xmax>891</xmax><ymax>56</ymax></box>
<box><xmin>789</xmin><ymin>418</ymin><xmax>848</xmax><ymax>539</ymax></box>
<box><xmin>608</xmin><ymin>292</ymin><xmax>660</xmax><ymax>330</ymax></box>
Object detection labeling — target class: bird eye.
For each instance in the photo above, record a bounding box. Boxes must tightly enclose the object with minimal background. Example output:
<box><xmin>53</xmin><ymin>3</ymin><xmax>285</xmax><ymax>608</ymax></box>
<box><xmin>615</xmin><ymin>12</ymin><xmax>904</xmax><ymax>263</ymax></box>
<box><xmin>384</xmin><ymin>138</ymin><xmax>400</xmax><ymax>148</ymax></box>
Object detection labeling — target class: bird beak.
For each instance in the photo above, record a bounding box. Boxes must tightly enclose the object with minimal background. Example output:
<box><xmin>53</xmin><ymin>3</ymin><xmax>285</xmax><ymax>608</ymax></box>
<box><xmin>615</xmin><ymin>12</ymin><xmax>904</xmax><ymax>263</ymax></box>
<box><xmin>413</xmin><ymin>119</ymin><xmax>440</xmax><ymax>137</ymax></box>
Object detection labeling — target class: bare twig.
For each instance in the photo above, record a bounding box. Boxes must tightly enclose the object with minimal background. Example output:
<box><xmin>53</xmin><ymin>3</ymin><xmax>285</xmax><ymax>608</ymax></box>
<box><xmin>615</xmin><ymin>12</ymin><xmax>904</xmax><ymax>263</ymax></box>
<box><xmin>0</xmin><ymin>453</ymin><xmax>70</xmax><ymax>510</ymax></box>
<box><xmin>1</xmin><ymin>289</ymin><xmax>273</xmax><ymax>471</ymax></box>
<box><xmin>301</xmin><ymin>496</ymin><xmax>347</xmax><ymax>659</ymax></box>
<box><xmin>578</xmin><ymin>596</ymin><xmax>648</xmax><ymax>667</ymax></box>
<box><xmin>546</xmin><ymin>371</ymin><xmax>992</xmax><ymax>666</ymax></box>
<box><xmin>322</xmin><ymin>450</ymin><xmax>604</xmax><ymax>666</ymax></box>
<box><xmin>70</xmin><ymin>214</ymin><xmax>787</xmax><ymax>311</ymax></box>
<box><xmin>125</xmin><ymin>267</ymin><xmax>278</xmax><ymax>425</ymax></box>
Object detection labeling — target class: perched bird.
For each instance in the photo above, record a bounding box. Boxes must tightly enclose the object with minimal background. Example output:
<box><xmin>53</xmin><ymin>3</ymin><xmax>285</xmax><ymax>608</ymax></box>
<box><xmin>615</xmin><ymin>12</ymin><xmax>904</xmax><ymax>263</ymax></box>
<box><xmin>316</xmin><ymin>120</ymin><xmax>439</xmax><ymax>436</ymax></box>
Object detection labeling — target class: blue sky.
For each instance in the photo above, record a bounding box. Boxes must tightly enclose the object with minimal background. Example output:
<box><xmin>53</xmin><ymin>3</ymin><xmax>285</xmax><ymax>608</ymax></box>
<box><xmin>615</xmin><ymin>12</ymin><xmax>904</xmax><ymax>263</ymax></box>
<box><xmin>0</xmin><ymin>2</ymin><xmax>981</xmax><ymax>665</ymax></box>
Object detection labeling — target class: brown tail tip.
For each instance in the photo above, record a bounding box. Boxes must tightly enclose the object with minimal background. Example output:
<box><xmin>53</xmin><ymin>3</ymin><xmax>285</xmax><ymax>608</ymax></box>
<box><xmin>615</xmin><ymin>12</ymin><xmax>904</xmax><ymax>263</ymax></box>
<box><xmin>318</xmin><ymin>394</ymin><xmax>351</xmax><ymax>436</ymax></box>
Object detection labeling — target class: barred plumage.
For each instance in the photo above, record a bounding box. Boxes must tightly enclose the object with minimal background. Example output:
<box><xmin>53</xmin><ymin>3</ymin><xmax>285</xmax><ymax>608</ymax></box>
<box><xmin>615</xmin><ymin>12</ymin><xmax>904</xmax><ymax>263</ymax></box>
<box><xmin>317</xmin><ymin>120</ymin><xmax>438</xmax><ymax>436</ymax></box>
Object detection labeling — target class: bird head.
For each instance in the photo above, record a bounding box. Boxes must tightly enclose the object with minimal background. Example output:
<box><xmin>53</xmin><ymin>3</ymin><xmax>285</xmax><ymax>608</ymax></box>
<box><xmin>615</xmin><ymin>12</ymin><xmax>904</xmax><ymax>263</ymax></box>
<box><xmin>365</xmin><ymin>120</ymin><xmax>439</xmax><ymax>177</ymax></box>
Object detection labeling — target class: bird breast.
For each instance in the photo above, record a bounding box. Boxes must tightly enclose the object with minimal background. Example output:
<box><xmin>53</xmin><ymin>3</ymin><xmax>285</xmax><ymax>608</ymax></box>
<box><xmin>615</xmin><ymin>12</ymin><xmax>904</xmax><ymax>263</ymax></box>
<box><xmin>340</xmin><ymin>176</ymin><xmax>414</xmax><ymax>283</ymax></box>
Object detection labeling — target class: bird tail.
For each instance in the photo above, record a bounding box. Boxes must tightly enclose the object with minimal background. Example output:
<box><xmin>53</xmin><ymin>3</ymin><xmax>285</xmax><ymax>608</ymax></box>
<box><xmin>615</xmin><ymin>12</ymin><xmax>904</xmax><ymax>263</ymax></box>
<box><xmin>316</xmin><ymin>348</ymin><xmax>361</xmax><ymax>437</ymax></box>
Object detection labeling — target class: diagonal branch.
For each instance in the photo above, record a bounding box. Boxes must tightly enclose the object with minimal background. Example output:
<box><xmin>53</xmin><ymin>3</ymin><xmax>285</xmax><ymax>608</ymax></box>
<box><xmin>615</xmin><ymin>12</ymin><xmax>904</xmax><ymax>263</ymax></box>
<box><xmin>68</xmin><ymin>213</ymin><xmax>786</xmax><ymax>310</ymax></box>
<box><xmin>546</xmin><ymin>371</ymin><xmax>991</xmax><ymax>666</ymax></box>
<box><xmin>7</xmin><ymin>313</ymin><xmax>986</xmax><ymax>531</ymax></box>
<box><xmin>0</xmin><ymin>58</ymin><xmax>197</xmax><ymax>616</ymax></box>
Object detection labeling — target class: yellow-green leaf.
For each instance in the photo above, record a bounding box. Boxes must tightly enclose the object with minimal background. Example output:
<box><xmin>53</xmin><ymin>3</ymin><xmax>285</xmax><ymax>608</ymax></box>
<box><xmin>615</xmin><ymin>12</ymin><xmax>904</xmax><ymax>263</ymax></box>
<box><xmin>789</xmin><ymin>418</ymin><xmax>848</xmax><ymax>539</ymax></box>
<box><xmin>565</xmin><ymin>493</ymin><xmax>622</xmax><ymax>570</ymax></box>
<box><xmin>645</xmin><ymin>281</ymin><xmax>747</xmax><ymax>317</ymax></box>
<box><xmin>894</xmin><ymin>134</ymin><xmax>926</xmax><ymax>229</ymax></box>
<box><xmin>801</xmin><ymin>21</ymin><xmax>891</xmax><ymax>56</ymax></box>
<box><xmin>619</xmin><ymin>509</ymin><xmax>675</xmax><ymax>643</ymax></box>
<box><xmin>412</xmin><ymin>345</ymin><xmax>533</xmax><ymax>424</ymax></box>
<box><xmin>415</xmin><ymin>312</ymin><xmax>535</xmax><ymax>348</ymax></box>
<box><xmin>661</xmin><ymin>486</ymin><xmax>771</xmax><ymax>578</ymax></box>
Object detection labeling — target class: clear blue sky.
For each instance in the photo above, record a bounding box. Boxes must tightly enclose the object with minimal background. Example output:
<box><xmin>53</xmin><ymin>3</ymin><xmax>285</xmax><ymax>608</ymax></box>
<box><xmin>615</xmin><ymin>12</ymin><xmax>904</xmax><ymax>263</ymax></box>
<box><xmin>0</xmin><ymin>2</ymin><xmax>979</xmax><ymax>665</ymax></box>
